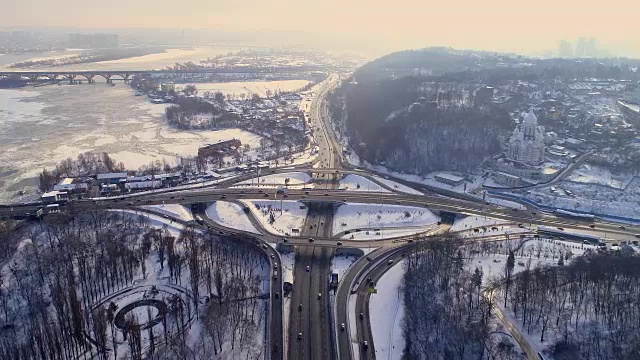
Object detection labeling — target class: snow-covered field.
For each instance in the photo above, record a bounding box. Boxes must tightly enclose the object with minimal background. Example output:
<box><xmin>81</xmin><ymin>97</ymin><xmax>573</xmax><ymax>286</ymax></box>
<box><xmin>567</xmin><ymin>164</ymin><xmax>633</xmax><ymax>189</ymax></box>
<box><xmin>520</xmin><ymin>176</ymin><xmax>640</xmax><ymax>220</ymax></box>
<box><xmin>333</xmin><ymin>203</ymin><xmax>440</xmax><ymax>236</ymax></box>
<box><xmin>371</xmin><ymin>175</ymin><xmax>423</xmax><ymax>195</ymax></box>
<box><xmin>369</xmin><ymin>260</ymin><xmax>405</xmax><ymax>360</ymax></box>
<box><xmin>205</xmin><ymin>201</ymin><xmax>260</xmax><ymax>234</ymax></box>
<box><xmin>141</xmin><ymin>204</ymin><xmax>194</xmax><ymax>222</ymax></box>
<box><xmin>236</xmin><ymin>171</ymin><xmax>313</xmax><ymax>187</ymax></box>
<box><xmin>240</xmin><ymin>200</ymin><xmax>307</xmax><ymax>236</ymax></box>
<box><xmin>338</xmin><ymin>174</ymin><xmax>390</xmax><ymax>193</ymax></box>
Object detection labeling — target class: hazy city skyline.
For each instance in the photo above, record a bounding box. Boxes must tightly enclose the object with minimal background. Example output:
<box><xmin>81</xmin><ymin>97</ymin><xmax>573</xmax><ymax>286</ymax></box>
<box><xmin>2</xmin><ymin>0</ymin><xmax>640</xmax><ymax>56</ymax></box>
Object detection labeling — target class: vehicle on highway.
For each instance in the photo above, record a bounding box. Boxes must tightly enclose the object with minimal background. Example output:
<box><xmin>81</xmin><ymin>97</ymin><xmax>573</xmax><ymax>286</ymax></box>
<box><xmin>306</xmin><ymin>265</ymin><xmax>310</xmax><ymax>271</ymax></box>
<box><xmin>317</xmin><ymin>293</ymin><xmax>322</xmax><ymax>299</ymax></box>
<box><xmin>359</xmin><ymin>312</ymin><xmax>364</xmax><ymax>319</ymax></box>
<box><xmin>337</xmin><ymin>241</ymin><xmax>342</xmax><ymax>246</ymax></box>
<box><xmin>308</xmin><ymin>238</ymin><xmax>314</xmax><ymax>242</ymax></box>
<box><xmin>270</xmin><ymin>254</ymin><xmax>274</xmax><ymax>259</ymax></box>
<box><xmin>298</xmin><ymin>303</ymin><xmax>302</xmax><ymax>311</ymax></box>
<box><xmin>272</xmin><ymin>270</ymin><xmax>277</xmax><ymax>279</ymax></box>
<box><xmin>297</xmin><ymin>333</ymin><xmax>302</xmax><ymax>340</ymax></box>
<box><xmin>340</xmin><ymin>323</ymin><xmax>345</xmax><ymax>331</ymax></box>
<box><xmin>388</xmin><ymin>259</ymin><xmax>394</xmax><ymax>265</ymax></box>
<box><xmin>221</xmin><ymin>194</ymin><xmax>227</xmax><ymax>199</ymax></box>
<box><xmin>363</xmin><ymin>340</ymin><xmax>368</xmax><ymax>349</ymax></box>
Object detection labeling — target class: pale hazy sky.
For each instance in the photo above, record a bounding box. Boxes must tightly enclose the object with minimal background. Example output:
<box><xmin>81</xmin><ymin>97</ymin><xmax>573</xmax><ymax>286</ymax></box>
<box><xmin>3</xmin><ymin>0</ymin><xmax>639</xmax><ymax>55</ymax></box>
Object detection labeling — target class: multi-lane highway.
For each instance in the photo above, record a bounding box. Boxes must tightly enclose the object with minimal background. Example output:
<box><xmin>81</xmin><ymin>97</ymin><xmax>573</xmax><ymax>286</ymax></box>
<box><xmin>289</xmin><ymin>77</ymin><xmax>342</xmax><ymax>359</ymax></box>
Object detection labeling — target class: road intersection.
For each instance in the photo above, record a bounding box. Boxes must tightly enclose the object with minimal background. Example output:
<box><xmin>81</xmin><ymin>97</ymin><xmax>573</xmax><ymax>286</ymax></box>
<box><xmin>1</xmin><ymin>76</ymin><xmax>639</xmax><ymax>360</ymax></box>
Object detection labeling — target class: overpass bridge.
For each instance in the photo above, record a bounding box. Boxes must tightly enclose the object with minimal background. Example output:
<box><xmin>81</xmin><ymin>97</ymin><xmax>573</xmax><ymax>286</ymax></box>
<box><xmin>0</xmin><ymin>65</ymin><xmax>336</xmax><ymax>84</ymax></box>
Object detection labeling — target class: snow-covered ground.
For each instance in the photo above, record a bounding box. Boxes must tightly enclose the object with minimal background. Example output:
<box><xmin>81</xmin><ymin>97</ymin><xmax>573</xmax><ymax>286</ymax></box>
<box><xmin>240</xmin><ymin>200</ymin><xmax>307</xmax><ymax>236</ymax></box>
<box><xmin>484</xmin><ymin>196</ymin><xmax>527</xmax><ymax>210</ymax></box>
<box><xmin>236</xmin><ymin>171</ymin><xmax>313</xmax><ymax>187</ymax></box>
<box><xmin>114</xmin><ymin>209</ymin><xmax>185</xmax><ymax>236</ymax></box>
<box><xmin>340</xmin><ymin>226</ymin><xmax>437</xmax><ymax>240</ymax></box>
<box><xmin>331</xmin><ymin>255</ymin><xmax>358</xmax><ymax>282</ymax></box>
<box><xmin>371</xmin><ymin>175</ymin><xmax>423</xmax><ymax>195</ymax></box>
<box><xmin>204</xmin><ymin>201</ymin><xmax>261</xmax><ymax>234</ymax></box>
<box><xmin>348</xmin><ymin>294</ymin><xmax>361</xmax><ymax>360</ymax></box>
<box><xmin>338</xmin><ymin>174</ymin><xmax>390</xmax><ymax>193</ymax></box>
<box><xmin>469</xmin><ymin>251</ymin><xmax>559</xmax><ymax>285</ymax></box>
<box><xmin>464</xmin><ymin>241</ymin><xmax>576</xmax><ymax>357</ymax></box>
<box><xmin>369</xmin><ymin>260</ymin><xmax>405</xmax><ymax>360</ymax></box>
<box><xmin>567</xmin><ymin>164</ymin><xmax>633</xmax><ymax>189</ymax></box>
<box><xmin>517</xmin><ymin>176</ymin><xmax>640</xmax><ymax>220</ymax></box>
<box><xmin>333</xmin><ymin>203</ymin><xmax>440</xmax><ymax>236</ymax></box>
<box><xmin>450</xmin><ymin>215</ymin><xmax>509</xmax><ymax>232</ymax></box>
<box><xmin>141</xmin><ymin>204</ymin><xmax>194</xmax><ymax>222</ymax></box>
<box><xmin>457</xmin><ymin>226</ymin><xmax>531</xmax><ymax>239</ymax></box>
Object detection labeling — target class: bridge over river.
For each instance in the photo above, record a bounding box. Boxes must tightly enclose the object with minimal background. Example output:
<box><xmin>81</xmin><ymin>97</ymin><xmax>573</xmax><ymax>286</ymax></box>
<box><xmin>0</xmin><ymin>65</ymin><xmax>334</xmax><ymax>84</ymax></box>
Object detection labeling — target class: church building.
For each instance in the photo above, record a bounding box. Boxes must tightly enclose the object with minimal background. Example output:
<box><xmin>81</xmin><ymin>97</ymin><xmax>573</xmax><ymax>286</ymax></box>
<box><xmin>507</xmin><ymin>110</ymin><xmax>545</xmax><ymax>165</ymax></box>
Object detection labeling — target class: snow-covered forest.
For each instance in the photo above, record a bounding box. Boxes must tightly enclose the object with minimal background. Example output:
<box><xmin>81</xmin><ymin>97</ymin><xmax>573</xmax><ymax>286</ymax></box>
<box><xmin>401</xmin><ymin>236</ymin><xmax>640</xmax><ymax>360</ymax></box>
<box><xmin>0</xmin><ymin>210</ymin><xmax>268</xmax><ymax>360</ymax></box>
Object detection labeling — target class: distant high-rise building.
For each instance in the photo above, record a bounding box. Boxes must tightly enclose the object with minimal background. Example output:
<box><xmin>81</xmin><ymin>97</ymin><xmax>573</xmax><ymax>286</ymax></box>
<box><xmin>575</xmin><ymin>37</ymin><xmax>587</xmax><ymax>57</ymax></box>
<box><xmin>585</xmin><ymin>38</ymin><xmax>597</xmax><ymax>57</ymax></box>
<box><xmin>68</xmin><ymin>33</ymin><xmax>119</xmax><ymax>49</ymax></box>
<box><xmin>558</xmin><ymin>40</ymin><xmax>573</xmax><ymax>58</ymax></box>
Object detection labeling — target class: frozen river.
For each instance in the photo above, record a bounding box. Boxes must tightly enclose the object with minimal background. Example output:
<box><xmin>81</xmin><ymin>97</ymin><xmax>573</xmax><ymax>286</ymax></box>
<box><xmin>0</xmin><ymin>47</ymin><xmax>235</xmax><ymax>71</ymax></box>
<box><xmin>0</xmin><ymin>84</ymin><xmax>263</xmax><ymax>203</ymax></box>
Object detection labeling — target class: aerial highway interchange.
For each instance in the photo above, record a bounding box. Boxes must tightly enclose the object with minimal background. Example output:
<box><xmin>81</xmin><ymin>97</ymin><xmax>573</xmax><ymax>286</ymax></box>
<box><xmin>1</xmin><ymin>76</ymin><xmax>638</xmax><ymax>360</ymax></box>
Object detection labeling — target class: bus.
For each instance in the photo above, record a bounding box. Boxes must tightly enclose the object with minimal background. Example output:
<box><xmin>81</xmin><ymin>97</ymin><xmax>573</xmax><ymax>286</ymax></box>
<box><xmin>553</xmin><ymin>209</ymin><xmax>595</xmax><ymax>221</ymax></box>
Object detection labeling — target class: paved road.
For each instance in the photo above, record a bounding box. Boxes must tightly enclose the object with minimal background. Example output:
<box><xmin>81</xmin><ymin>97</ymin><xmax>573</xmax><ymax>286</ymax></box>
<box><xmin>3</xmin><ymin>187</ymin><xmax>638</xmax><ymax>244</ymax></box>
<box><xmin>288</xmin><ymin>76</ymin><xmax>339</xmax><ymax>360</ymax></box>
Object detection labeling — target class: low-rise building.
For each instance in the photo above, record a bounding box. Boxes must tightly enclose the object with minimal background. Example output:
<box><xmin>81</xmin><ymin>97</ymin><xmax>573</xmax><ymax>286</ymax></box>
<box><xmin>492</xmin><ymin>172</ymin><xmax>522</xmax><ymax>187</ymax></box>
<box><xmin>53</xmin><ymin>177</ymin><xmax>89</xmax><ymax>192</ymax></box>
<box><xmin>434</xmin><ymin>173</ymin><xmax>465</xmax><ymax>186</ymax></box>
<box><xmin>125</xmin><ymin>180</ymin><xmax>162</xmax><ymax>190</ymax></box>
<box><xmin>97</xmin><ymin>172</ymin><xmax>128</xmax><ymax>184</ymax></box>
<box><xmin>41</xmin><ymin>190</ymin><xmax>68</xmax><ymax>203</ymax></box>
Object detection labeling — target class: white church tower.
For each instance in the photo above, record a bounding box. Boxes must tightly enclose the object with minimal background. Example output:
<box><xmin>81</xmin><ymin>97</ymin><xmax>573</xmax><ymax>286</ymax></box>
<box><xmin>507</xmin><ymin>110</ymin><xmax>545</xmax><ymax>165</ymax></box>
